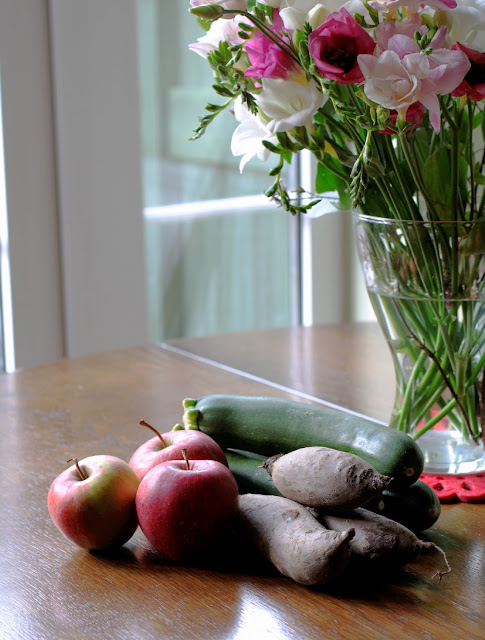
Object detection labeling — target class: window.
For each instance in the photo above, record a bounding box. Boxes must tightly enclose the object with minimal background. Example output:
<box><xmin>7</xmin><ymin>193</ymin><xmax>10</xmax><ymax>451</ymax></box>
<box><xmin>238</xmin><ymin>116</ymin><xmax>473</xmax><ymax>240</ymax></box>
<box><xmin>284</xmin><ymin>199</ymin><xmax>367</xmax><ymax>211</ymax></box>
<box><xmin>137</xmin><ymin>0</ymin><xmax>297</xmax><ymax>342</ymax></box>
<box><xmin>0</xmin><ymin>1</ymin><xmax>373</xmax><ymax>371</ymax></box>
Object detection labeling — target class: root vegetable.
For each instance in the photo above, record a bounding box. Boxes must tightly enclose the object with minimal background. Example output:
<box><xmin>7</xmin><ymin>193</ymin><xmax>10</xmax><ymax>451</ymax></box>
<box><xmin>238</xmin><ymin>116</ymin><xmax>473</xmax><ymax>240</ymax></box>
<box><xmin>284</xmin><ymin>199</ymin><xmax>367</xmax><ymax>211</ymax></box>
<box><xmin>314</xmin><ymin>507</ymin><xmax>450</xmax><ymax>579</ymax></box>
<box><xmin>237</xmin><ymin>493</ymin><xmax>354</xmax><ymax>586</ymax></box>
<box><xmin>262</xmin><ymin>446</ymin><xmax>392</xmax><ymax>512</ymax></box>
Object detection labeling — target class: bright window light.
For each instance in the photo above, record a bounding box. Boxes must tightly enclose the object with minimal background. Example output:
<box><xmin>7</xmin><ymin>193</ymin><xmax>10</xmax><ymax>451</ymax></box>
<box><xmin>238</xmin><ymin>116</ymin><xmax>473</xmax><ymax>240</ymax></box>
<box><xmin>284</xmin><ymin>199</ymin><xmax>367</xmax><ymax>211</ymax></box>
<box><xmin>0</xmin><ymin>69</ymin><xmax>16</xmax><ymax>372</ymax></box>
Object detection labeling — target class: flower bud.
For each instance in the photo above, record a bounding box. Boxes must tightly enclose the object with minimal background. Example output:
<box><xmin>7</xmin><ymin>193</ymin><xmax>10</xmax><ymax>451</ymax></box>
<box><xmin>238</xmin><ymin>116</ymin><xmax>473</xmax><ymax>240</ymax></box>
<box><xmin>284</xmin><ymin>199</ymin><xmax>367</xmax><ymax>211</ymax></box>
<box><xmin>308</xmin><ymin>4</ymin><xmax>329</xmax><ymax>30</ymax></box>
<box><xmin>189</xmin><ymin>4</ymin><xmax>225</xmax><ymax>20</ymax></box>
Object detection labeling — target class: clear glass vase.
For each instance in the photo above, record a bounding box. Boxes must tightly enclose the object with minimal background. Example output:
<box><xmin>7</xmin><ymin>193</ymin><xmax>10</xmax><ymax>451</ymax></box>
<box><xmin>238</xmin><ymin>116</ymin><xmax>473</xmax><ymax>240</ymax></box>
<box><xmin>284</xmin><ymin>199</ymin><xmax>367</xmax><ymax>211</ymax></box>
<box><xmin>352</xmin><ymin>212</ymin><xmax>485</xmax><ymax>474</ymax></box>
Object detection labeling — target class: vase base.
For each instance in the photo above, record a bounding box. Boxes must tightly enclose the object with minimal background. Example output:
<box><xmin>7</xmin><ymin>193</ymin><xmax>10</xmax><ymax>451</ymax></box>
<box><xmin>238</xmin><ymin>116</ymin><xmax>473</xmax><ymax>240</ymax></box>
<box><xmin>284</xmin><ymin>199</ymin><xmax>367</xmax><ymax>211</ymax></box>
<box><xmin>418</xmin><ymin>430</ymin><xmax>485</xmax><ymax>474</ymax></box>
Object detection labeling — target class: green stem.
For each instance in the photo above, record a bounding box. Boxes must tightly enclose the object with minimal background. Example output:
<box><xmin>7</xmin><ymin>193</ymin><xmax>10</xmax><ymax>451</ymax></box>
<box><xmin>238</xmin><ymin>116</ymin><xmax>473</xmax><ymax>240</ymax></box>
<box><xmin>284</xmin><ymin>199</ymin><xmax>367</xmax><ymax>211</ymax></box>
<box><xmin>412</xmin><ymin>400</ymin><xmax>456</xmax><ymax>439</ymax></box>
<box><xmin>383</xmin><ymin>135</ymin><xmax>421</xmax><ymax>220</ymax></box>
<box><xmin>399</xmin><ymin>135</ymin><xmax>441</xmax><ymax>221</ymax></box>
<box><xmin>391</xmin><ymin>299</ymin><xmax>474</xmax><ymax>439</ymax></box>
<box><xmin>395</xmin><ymin>350</ymin><xmax>428</xmax><ymax>431</ymax></box>
<box><xmin>467</xmin><ymin>98</ymin><xmax>476</xmax><ymax>220</ymax></box>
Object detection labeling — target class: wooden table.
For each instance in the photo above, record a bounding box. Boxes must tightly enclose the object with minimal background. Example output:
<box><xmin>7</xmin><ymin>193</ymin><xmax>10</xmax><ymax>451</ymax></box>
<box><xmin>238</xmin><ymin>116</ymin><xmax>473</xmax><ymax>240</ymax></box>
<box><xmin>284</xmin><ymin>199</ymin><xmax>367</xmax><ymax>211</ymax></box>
<box><xmin>1</xmin><ymin>324</ymin><xmax>483</xmax><ymax>640</ymax></box>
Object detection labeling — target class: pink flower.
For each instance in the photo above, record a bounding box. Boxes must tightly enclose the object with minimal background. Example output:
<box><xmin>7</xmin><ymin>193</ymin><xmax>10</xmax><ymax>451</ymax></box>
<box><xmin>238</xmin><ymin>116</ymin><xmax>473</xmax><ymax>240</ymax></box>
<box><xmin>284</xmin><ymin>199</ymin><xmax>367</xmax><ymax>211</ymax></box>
<box><xmin>308</xmin><ymin>9</ymin><xmax>376</xmax><ymax>85</ymax></box>
<box><xmin>375</xmin><ymin>19</ymin><xmax>450</xmax><ymax>59</ymax></box>
<box><xmin>451</xmin><ymin>43</ymin><xmax>485</xmax><ymax>101</ymax></box>
<box><xmin>244</xmin><ymin>11</ymin><xmax>299</xmax><ymax>80</ymax></box>
<box><xmin>375</xmin><ymin>15</ymin><xmax>425</xmax><ymax>55</ymax></box>
<box><xmin>358</xmin><ymin>47</ymin><xmax>471</xmax><ymax>133</ymax></box>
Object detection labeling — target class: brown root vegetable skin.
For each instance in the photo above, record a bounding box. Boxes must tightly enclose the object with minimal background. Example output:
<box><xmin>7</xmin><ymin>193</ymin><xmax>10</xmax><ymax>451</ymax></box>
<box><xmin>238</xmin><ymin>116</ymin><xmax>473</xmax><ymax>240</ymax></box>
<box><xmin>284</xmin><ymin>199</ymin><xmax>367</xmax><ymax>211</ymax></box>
<box><xmin>237</xmin><ymin>493</ymin><xmax>354</xmax><ymax>586</ymax></box>
<box><xmin>262</xmin><ymin>447</ymin><xmax>392</xmax><ymax>512</ymax></box>
<box><xmin>313</xmin><ymin>507</ymin><xmax>451</xmax><ymax>578</ymax></box>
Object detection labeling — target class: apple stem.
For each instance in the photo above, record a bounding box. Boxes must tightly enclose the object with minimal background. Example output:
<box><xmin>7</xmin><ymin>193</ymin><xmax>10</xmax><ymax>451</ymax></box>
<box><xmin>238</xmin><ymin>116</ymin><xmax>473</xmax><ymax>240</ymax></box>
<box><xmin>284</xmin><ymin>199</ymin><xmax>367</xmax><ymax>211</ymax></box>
<box><xmin>181</xmin><ymin>448</ymin><xmax>190</xmax><ymax>471</ymax></box>
<box><xmin>139</xmin><ymin>419</ymin><xmax>167</xmax><ymax>448</ymax></box>
<box><xmin>67</xmin><ymin>458</ymin><xmax>87</xmax><ymax>481</ymax></box>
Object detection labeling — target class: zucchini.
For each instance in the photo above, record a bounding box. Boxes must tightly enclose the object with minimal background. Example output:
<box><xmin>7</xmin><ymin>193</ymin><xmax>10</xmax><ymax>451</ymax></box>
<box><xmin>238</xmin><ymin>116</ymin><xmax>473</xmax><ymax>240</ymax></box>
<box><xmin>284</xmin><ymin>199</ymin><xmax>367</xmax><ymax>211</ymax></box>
<box><xmin>365</xmin><ymin>480</ymin><xmax>441</xmax><ymax>531</ymax></box>
<box><xmin>182</xmin><ymin>395</ymin><xmax>424</xmax><ymax>486</ymax></box>
<box><xmin>225</xmin><ymin>450</ymin><xmax>439</xmax><ymax>531</ymax></box>
<box><xmin>224</xmin><ymin>449</ymin><xmax>282</xmax><ymax>496</ymax></box>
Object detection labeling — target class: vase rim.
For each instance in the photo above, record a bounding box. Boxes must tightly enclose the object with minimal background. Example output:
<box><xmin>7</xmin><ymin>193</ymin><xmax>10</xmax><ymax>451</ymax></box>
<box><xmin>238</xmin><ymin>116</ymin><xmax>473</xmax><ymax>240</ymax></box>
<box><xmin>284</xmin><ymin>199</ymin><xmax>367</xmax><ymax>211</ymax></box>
<box><xmin>352</xmin><ymin>212</ymin><xmax>485</xmax><ymax>226</ymax></box>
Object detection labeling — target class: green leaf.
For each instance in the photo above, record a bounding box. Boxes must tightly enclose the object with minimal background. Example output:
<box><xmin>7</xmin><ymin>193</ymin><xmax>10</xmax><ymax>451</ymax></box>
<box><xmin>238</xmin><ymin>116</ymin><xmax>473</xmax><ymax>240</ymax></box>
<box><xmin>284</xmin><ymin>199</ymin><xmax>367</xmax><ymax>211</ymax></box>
<box><xmin>196</xmin><ymin>18</ymin><xmax>213</xmax><ymax>32</ymax></box>
<box><xmin>262</xmin><ymin>140</ymin><xmax>282</xmax><ymax>154</ymax></box>
<box><xmin>365</xmin><ymin>158</ymin><xmax>386</xmax><ymax>179</ymax></box>
<box><xmin>268</xmin><ymin>158</ymin><xmax>284</xmax><ymax>176</ymax></box>
<box><xmin>475</xmin><ymin>172</ymin><xmax>485</xmax><ymax>185</ymax></box>
<box><xmin>332</xmin><ymin>147</ymin><xmax>358</xmax><ymax>168</ymax></box>
<box><xmin>316</xmin><ymin>155</ymin><xmax>349</xmax><ymax>196</ymax></box>
<box><xmin>205</xmin><ymin>103</ymin><xmax>224</xmax><ymax>113</ymax></box>
<box><xmin>237</xmin><ymin>21</ymin><xmax>254</xmax><ymax>33</ymax></box>
<box><xmin>422</xmin><ymin>147</ymin><xmax>468</xmax><ymax>220</ymax></box>
<box><xmin>276</xmin><ymin>132</ymin><xmax>298</xmax><ymax>152</ymax></box>
<box><xmin>316</xmin><ymin>161</ymin><xmax>339</xmax><ymax>193</ymax></box>
<box><xmin>212</xmin><ymin>84</ymin><xmax>234</xmax><ymax>98</ymax></box>
<box><xmin>473</xmin><ymin>111</ymin><xmax>482</xmax><ymax>130</ymax></box>
<box><xmin>360</xmin><ymin>185</ymin><xmax>389</xmax><ymax>217</ymax></box>
<box><xmin>460</xmin><ymin>224</ymin><xmax>485</xmax><ymax>255</ymax></box>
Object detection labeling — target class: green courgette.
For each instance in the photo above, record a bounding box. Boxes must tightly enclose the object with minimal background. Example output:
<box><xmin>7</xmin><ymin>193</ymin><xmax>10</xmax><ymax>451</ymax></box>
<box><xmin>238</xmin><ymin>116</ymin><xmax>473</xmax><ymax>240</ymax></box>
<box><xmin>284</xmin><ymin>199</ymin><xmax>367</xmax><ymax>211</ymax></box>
<box><xmin>224</xmin><ymin>449</ymin><xmax>282</xmax><ymax>496</ymax></box>
<box><xmin>365</xmin><ymin>480</ymin><xmax>441</xmax><ymax>531</ymax></box>
<box><xmin>182</xmin><ymin>395</ymin><xmax>424</xmax><ymax>486</ymax></box>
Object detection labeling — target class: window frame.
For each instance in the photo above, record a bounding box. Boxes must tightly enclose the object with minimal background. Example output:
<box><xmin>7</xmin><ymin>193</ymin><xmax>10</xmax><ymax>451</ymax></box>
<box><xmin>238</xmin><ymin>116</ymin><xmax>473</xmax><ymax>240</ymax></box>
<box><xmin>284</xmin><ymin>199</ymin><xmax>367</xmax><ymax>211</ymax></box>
<box><xmin>0</xmin><ymin>0</ymin><xmax>366</xmax><ymax>370</ymax></box>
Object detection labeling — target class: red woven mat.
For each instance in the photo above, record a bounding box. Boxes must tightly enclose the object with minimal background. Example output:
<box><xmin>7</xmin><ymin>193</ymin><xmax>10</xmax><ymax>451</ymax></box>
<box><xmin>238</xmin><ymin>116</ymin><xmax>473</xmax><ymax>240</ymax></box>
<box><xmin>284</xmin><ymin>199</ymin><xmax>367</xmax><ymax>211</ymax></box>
<box><xmin>420</xmin><ymin>472</ymin><xmax>485</xmax><ymax>503</ymax></box>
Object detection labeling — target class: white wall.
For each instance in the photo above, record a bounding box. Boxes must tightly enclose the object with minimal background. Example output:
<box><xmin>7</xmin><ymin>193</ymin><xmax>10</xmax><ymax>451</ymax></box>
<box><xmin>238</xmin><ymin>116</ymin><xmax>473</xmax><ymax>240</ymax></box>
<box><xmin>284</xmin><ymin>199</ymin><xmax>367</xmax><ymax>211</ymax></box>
<box><xmin>49</xmin><ymin>0</ymin><xmax>148</xmax><ymax>358</ymax></box>
<box><xmin>0</xmin><ymin>0</ymin><xmax>64</xmax><ymax>369</ymax></box>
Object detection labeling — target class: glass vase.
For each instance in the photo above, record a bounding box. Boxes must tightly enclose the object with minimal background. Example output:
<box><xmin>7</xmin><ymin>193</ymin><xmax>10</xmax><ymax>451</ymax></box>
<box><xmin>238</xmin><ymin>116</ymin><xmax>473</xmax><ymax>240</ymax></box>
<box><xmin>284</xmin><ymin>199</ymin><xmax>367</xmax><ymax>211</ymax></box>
<box><xmin>352</xmin><ymin>211</ymin><xmax>485</xmax><ymax>474</ymax></box>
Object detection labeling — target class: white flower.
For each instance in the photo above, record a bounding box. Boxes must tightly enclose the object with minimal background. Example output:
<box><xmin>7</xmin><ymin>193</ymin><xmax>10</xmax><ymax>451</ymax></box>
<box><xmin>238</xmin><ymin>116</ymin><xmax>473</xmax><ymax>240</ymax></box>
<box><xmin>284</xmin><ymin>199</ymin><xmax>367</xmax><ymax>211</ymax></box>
<box><xmin>441</xmin><ymin>0</ymin><xmax>485</xmax><ymax>51</ymax></box>
<box><xmin>256</xmin><ymin>78</ymin><xmax>324</xmax><ymax>133</ymax></box>
<box><xmin>231</xmin><ymin>97</ymin><xmax>278</xmax><ymax>172</ymax></box>
<box><xmin>259</xmin><ymin>0</ymin><xmax>353</xmax><ymax>30</ymax></box>
<box><xmin>341</xmin><ymin>0</ymin><xmax>373</xmax><ymax>20</ymax></box>
<box><xmin>280</xmin><ymin>0</ymin><xmax>327</xmax><ymax>29</ymax></box>
<box><xmin>189</xmin><ymin>15</ymin><xmax>250</xmax><ymax>58</ymax></box>
<box><xmin>307</xmin><ymin>4</ymin><xmax>331</xmax><ymax>28</ymax></box>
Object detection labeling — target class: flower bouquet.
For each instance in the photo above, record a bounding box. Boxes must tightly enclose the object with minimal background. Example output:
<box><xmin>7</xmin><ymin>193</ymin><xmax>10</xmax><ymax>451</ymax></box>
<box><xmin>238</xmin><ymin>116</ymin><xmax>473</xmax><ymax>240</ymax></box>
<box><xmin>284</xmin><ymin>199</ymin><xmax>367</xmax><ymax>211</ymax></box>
<box><xmin>188</xmin><ymin>0</ymin><xmax>485</xmax><ymax>472</ymax></box>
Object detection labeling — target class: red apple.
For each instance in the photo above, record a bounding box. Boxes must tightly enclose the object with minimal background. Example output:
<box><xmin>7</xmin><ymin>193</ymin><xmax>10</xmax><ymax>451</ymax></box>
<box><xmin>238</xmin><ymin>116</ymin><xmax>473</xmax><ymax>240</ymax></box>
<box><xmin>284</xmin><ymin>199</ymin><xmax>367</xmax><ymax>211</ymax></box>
<box><xmin>47</xmin><ymin>455</ymin><xmax>140</xmax><ymax>551</ymax></box>
<box><xmin>135</xmin><ymin>449</ymin><xmax>239</xmax><ymax>562</ymax></box>
<box><xmin>129</xmin><ymin>420</ymin><xmax>228</xmax><ymax>481</ymax></box>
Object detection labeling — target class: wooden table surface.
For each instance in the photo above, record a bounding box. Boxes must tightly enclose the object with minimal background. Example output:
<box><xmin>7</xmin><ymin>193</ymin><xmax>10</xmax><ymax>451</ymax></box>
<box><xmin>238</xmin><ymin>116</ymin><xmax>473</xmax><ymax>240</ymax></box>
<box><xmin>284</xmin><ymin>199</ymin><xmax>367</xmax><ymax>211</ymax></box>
<box><xmin>167</xmin><ymin>322</ymin><xmax>395</xmax><ymax>423</ymax></box>
<box><xmin>1</xmin><ymin>324</ymin><xmax>483</xmax><ymax>640</ymax></box>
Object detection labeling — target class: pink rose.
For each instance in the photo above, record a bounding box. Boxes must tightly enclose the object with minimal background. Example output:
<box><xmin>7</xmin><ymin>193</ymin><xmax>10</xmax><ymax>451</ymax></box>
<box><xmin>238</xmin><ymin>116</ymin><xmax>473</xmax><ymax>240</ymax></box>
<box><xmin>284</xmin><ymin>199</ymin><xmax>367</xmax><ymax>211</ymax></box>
<box><xmin>244</xmin><ymin>11</ymin><xmax>299</xmax><ymax>80</ymax></box>
<box><xmin>308</xmin><ymin>9</ymin><xmax>376</xmax><ymax>85</ymax></box>
<box><xmin>451</xmin><ymin>43</ymin><xmax>485</xmax><ymax>102</ymax></box>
